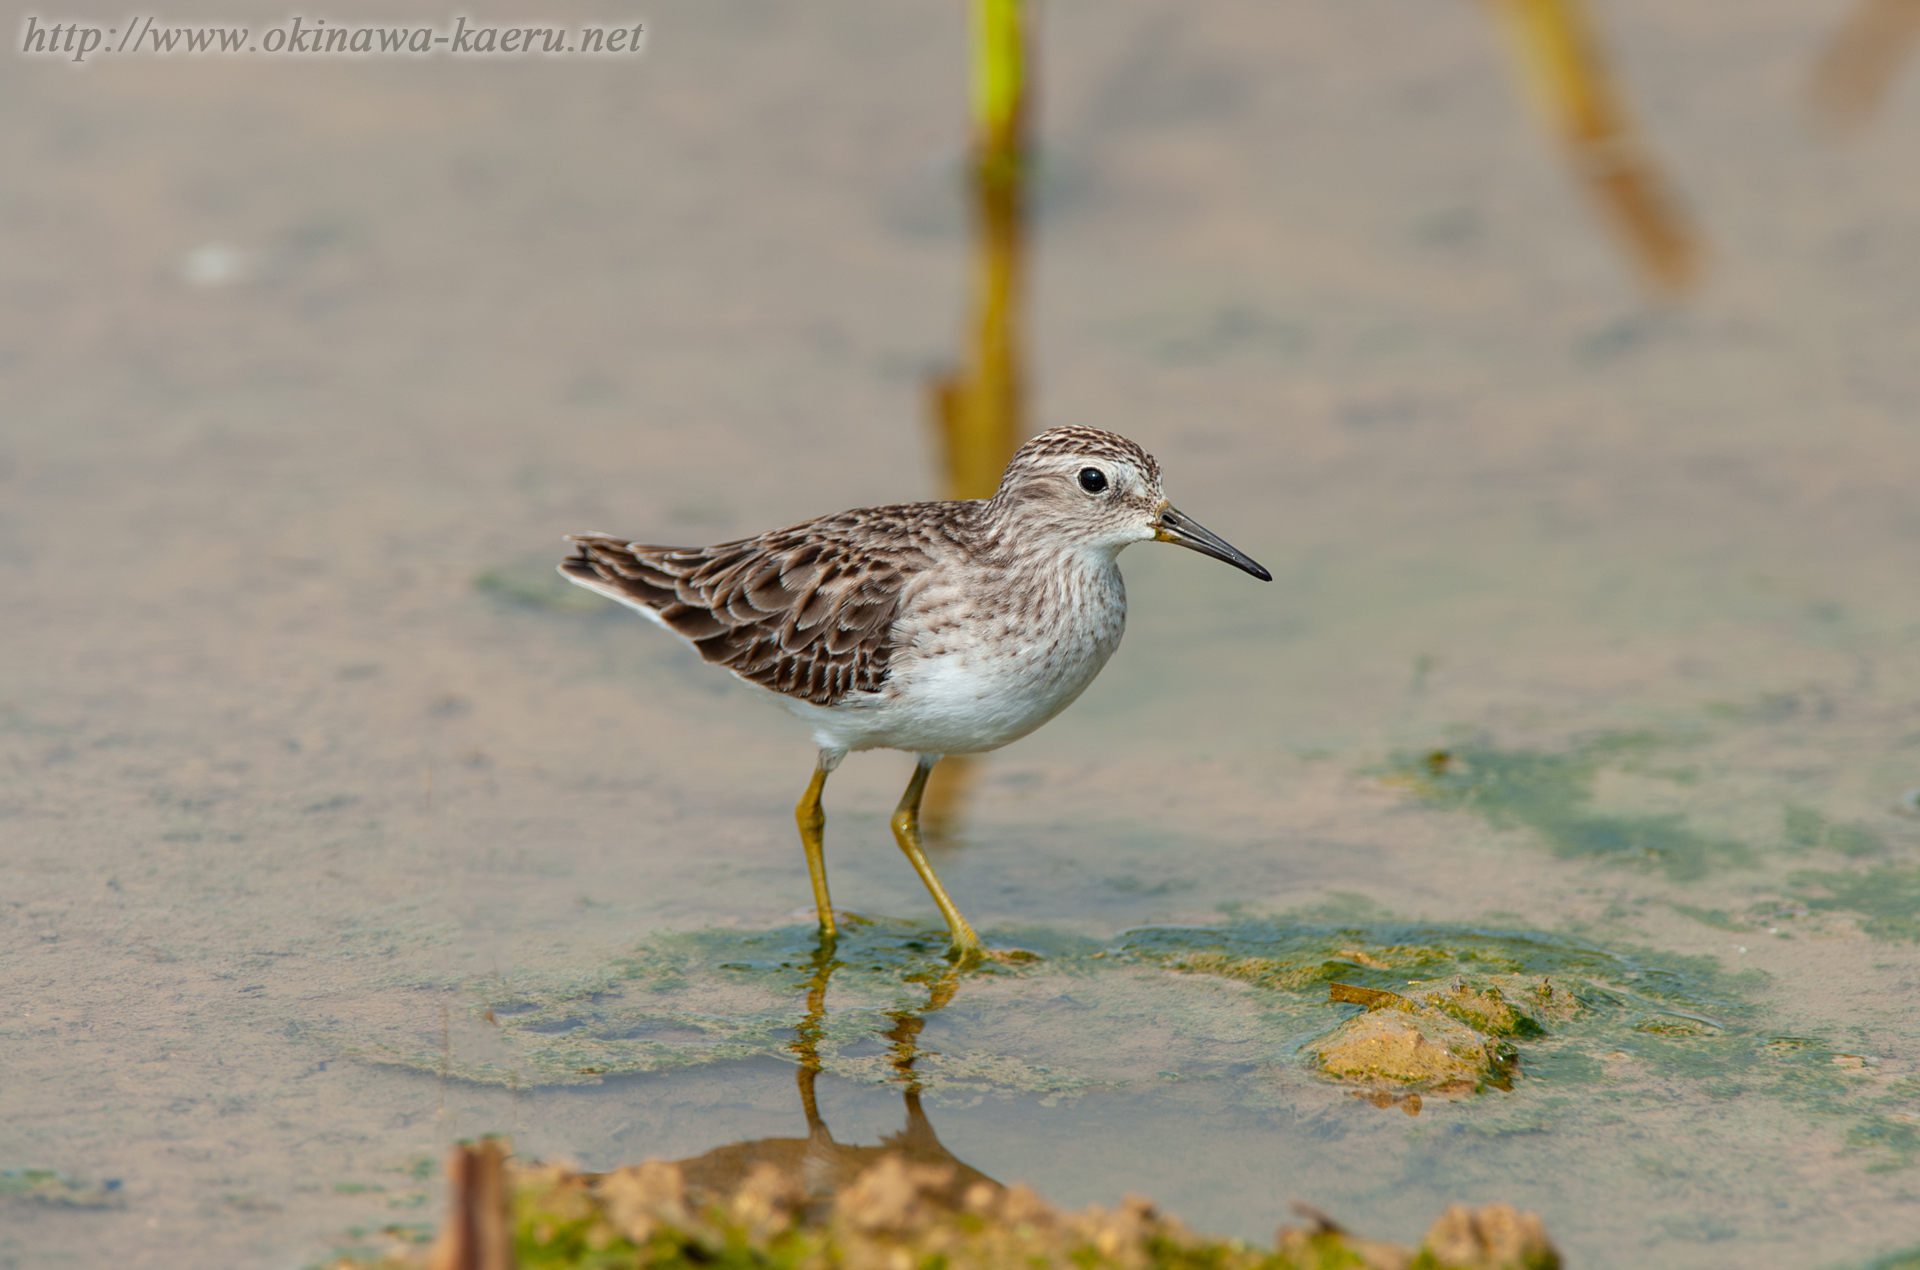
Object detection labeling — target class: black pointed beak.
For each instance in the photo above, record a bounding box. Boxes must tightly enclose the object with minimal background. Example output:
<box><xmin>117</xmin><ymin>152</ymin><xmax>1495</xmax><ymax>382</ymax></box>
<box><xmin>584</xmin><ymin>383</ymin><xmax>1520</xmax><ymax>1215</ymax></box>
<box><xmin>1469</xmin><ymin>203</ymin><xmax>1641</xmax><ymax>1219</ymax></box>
<box><xmin>1154</xmin><ymin>505</ymin><xmax>1272</xmax><ymax>581</ymax></box>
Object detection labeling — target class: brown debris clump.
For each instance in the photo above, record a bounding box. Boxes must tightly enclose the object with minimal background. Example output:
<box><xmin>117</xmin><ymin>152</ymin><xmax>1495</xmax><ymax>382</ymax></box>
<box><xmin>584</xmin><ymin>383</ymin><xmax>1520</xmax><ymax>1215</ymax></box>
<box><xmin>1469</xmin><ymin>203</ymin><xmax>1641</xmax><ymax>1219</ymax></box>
<box><xmin>1423</xmin><ymin>1203</ymin><xmax>1562</xmax><ymax>1270</ymax></box>
<box><xmin>1278</xmin><ymin>1201</ymin><xmax>1558</xmax><ymax>1270</ymax></box>
<box><xmin>332</xmin><ymin>1140</ymin><xmax>1561</xmax><ymax>1270</ymax></box>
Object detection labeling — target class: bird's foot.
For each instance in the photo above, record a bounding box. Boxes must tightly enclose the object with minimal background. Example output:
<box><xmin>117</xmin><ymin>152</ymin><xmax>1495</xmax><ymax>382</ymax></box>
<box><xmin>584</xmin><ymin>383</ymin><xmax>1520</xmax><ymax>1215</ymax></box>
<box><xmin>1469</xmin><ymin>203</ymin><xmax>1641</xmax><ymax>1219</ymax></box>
<box><xmin>944</xmin><ymin>941</ymin><xmax>1039</xmax><ymax>969</ymax></box>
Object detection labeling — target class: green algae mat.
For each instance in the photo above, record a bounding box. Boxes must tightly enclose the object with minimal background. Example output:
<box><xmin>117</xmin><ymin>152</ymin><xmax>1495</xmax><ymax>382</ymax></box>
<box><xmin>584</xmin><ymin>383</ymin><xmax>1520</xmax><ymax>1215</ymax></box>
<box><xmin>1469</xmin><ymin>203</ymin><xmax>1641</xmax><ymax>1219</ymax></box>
<box><xmin>344</xmin><ymin>911</ymin><xmax>1915</xmax><ymax>1175</ymax></box>
<box><xmin>354</xmin><ymin>919</ymin><xmax>1720</xmax><ymax>1091</ymax></box>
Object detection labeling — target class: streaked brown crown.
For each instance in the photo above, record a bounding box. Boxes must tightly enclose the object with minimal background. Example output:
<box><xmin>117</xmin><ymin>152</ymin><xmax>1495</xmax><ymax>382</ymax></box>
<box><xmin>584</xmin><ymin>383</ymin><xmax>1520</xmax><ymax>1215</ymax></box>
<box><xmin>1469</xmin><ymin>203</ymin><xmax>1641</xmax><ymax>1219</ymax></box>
<box><xmin>993</xmin><ymin>426</ymin><xmax>1162</xmax><ymax>494</ymax></box>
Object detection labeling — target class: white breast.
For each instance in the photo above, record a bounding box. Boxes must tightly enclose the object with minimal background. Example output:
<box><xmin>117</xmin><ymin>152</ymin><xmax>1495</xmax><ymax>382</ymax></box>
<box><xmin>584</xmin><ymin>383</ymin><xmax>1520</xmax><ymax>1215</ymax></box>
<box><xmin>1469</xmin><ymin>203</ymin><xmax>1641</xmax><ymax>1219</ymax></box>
<box><xmin>784</xmin><ymin>551</ymin><xmax>1129</xmax><ymax>757</ymax></box>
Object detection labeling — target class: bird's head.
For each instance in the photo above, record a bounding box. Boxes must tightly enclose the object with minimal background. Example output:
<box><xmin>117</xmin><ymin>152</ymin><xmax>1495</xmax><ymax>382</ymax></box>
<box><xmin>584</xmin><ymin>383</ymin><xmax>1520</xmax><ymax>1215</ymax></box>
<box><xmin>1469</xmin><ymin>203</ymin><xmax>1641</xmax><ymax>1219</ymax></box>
<box><xmin>986</xmin><ymin>426</ymin><xmax>1271</xmax><ymax>580</ymax></box>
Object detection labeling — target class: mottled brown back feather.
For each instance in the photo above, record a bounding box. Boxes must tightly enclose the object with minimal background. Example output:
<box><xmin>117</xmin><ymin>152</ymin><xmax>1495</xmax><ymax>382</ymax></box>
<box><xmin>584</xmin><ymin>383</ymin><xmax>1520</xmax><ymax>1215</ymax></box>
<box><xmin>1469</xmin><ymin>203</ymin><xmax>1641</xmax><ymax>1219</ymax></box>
<box><xmin>563</xmin><ymin>505</ymin><xmax>949</xmax><ymax>707</ymax></box>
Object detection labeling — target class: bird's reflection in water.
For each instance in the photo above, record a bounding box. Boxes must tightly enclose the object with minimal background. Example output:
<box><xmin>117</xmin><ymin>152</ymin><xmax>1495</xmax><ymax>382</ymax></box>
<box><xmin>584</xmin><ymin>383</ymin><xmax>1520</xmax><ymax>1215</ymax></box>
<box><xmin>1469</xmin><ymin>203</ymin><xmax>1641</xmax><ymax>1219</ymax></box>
<box><xmin>665</xmin><ymin>946</ymin><xmax>1000</xmax><ymax>1218</ymax></box>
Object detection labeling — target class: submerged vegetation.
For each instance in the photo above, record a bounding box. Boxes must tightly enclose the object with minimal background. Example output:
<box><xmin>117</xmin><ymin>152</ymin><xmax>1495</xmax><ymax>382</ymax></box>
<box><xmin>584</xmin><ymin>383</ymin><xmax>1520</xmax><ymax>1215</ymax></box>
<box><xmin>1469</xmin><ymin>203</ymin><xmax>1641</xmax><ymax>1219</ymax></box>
<box><xmin>1859</xmin><ymin>1247</ymin><xmax>1920</xmax><ymax>1270</ymax></box>
<box><xmin>1483</xmin><ymin>0</ymin><xmax>1920</xmax><ymax>289</ymax></box>
<box><xmin>0</xmin><ymin>1168</ymin><xmax>123</xmax><ymax>1209</ymax></box>
<box><xmin>1482</xmin><ymin>0</ymin><xmax>1702</xmax><ymax>292</ymax></box>
<box><xmin>476</xmin><ymin>560</ymin><xmax>616</xmax><ymax>615</ymax></box>
<box><xmin>1381</xmin><ymin>728</ymin><xmax>1918</xmax><ymax>957</ymax></box>
<box><xmin>1789</xmin><ymin>865</ymin><xmax>1920</xmax><ymax>942</ymax></box>
<box><xmin>1811</xmin><ymin>0</ymin><xmax>1920</xmax><ymax>133</ymax></box>
<box><xmin>1381</xmin><ymin>737</ymin><xmax>1751</xmax><ymax>881</ymax></box>
<box><xmin>930</xmin><ymin>0</ymin><xmax>1030</xmax><ymax>505</ymax></box>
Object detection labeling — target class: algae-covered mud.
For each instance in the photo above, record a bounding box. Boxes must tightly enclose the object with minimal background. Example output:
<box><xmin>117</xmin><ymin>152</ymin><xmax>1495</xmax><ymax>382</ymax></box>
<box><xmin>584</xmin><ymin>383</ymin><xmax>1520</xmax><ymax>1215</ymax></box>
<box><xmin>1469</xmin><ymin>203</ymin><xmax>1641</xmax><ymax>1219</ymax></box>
<box><xmin>352</xmin><ymin>918</ymin><xmax>1757</xmax><ymax>1101</ymax></box>
<box><xmin>330</xmin><ymin>1139</ymin><xmax>1566</xmax><ymax>1270</ymax></box>
<box><xmin>9</xmin><ymin>2</ymin><xmax>1920</xmax><ymax>1268</ymax></box>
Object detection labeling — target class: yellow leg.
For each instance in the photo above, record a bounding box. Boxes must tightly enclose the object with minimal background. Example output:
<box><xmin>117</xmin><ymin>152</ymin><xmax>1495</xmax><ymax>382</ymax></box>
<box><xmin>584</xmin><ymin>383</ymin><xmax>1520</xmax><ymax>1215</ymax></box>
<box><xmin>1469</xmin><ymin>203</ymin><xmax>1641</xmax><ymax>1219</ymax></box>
<box><xmin>795</xmin><ymin>754</ymin><xmax>837</xmax><ymax>941</ymax></box>
<box><xmin>891</xmin><ymin>755</ymin><xmax>984</xmax><ymax>962</ymax></box>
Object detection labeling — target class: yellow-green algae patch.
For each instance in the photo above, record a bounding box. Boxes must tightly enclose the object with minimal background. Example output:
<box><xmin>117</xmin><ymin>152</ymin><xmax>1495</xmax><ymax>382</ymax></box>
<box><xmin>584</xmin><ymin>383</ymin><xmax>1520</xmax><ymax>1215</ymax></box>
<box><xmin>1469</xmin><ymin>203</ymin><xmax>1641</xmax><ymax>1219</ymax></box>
<box><xmin>475</xmin><ymin>559</ymin><xmax>616</xmax><ymax>614</ymax></box>
<box><xmin>1380</xmin><ymin>737</ymin><xmax>1750</xmax><ymax>881</ymax></box>
<box><xmin>1380</xmin><ymin>733</ymin><xmax>1920</xmax><ymax>956</ymax></box>
<box><xmin>0</xmin><ymin>1168</ymin><xmax>124</xmax><ymax>1209</ymax></box>
<box><xmin>1783</xmin><ymin>806</ymin><xmax>1884</xmax><ymax>858</ymax></box>
<box><xmin>1399</xmin><ymin>975</ymin><xmax>1584</xmax><ymax>1036</ymax></box>
<box><xmin>1788</xmin><ymin>865</ymin><xmax>1920</xmax><ymax>942</ymax></box>
<box><xmin>326</xmin><ymin>1140</ymin><xmax>1564</xmax><ymax>1270</ymax></box>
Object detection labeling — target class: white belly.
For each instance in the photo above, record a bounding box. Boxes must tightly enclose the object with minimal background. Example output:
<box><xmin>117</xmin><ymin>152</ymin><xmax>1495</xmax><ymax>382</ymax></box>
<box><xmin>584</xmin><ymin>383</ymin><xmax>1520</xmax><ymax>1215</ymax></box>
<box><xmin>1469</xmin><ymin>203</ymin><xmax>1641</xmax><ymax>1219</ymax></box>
<box><xmin>783</xmin><ymin>559</ymin><xmax>1128</xmax><ymax>756</ymax></box>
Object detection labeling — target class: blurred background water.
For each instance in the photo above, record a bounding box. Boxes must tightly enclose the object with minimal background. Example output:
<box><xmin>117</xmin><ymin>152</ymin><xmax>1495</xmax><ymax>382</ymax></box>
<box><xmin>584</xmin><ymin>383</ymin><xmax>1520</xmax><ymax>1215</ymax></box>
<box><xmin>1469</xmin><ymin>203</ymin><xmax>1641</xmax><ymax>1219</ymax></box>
<box><xmin>5</xmin><ymin>2</ymin><xmax>1920</xmax><ymax>1266</ymax></box>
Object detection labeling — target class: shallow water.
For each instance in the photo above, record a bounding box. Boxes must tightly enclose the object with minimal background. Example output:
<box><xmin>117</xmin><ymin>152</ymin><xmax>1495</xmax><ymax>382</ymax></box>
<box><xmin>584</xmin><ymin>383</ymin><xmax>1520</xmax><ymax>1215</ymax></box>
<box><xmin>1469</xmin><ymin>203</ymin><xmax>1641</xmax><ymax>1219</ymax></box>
<box><xmin>5</xmin><ymin>2</ymin><xmax>1920</xmax><ymax>1266</ymax></box>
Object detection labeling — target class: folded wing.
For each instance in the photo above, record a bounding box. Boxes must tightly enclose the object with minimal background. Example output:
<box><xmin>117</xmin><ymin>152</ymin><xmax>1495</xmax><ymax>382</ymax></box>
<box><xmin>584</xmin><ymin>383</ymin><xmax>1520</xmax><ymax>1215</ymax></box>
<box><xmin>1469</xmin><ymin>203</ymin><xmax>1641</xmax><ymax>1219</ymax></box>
<box><xmin>561</xmin><ymin>512</ymin><xmax>929</xmax><ymax>707</ymax></box>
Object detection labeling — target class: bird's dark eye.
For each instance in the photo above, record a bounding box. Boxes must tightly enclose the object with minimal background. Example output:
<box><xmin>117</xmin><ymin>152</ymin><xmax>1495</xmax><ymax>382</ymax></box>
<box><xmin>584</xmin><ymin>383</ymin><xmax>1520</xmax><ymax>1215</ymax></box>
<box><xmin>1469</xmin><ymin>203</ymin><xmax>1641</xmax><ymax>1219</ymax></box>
<box><xmin>1078</xmin><ymin>467</ymin><xmax>1108</xmax><ymax>494</ymax></box>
